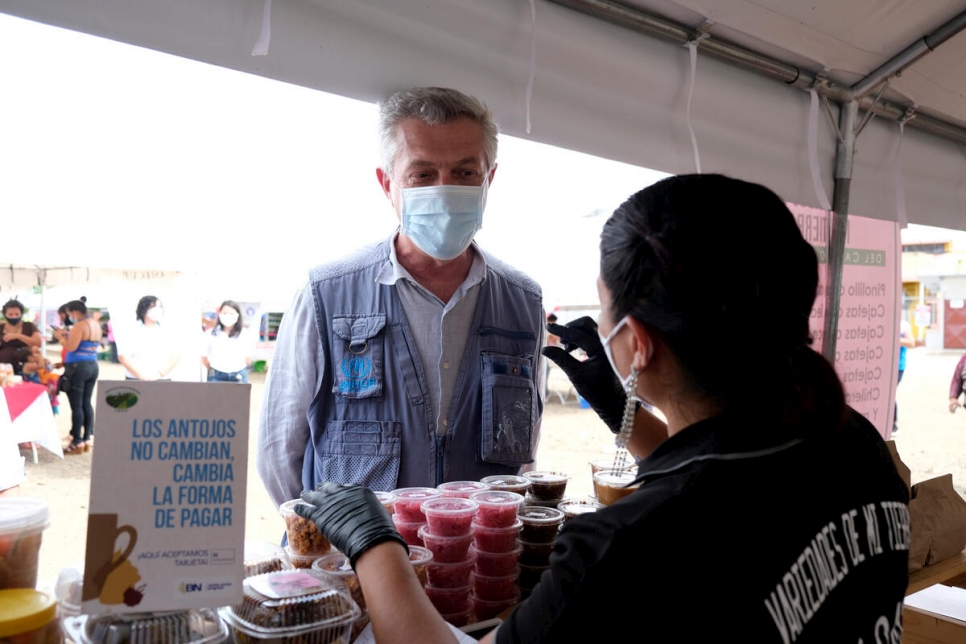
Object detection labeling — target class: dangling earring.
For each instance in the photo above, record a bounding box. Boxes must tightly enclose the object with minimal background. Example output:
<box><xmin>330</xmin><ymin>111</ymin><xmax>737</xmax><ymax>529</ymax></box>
<box><xmin>616</xmin><ymin>368</ymin><xmax>639</xmax><ymax>449</ymax></box>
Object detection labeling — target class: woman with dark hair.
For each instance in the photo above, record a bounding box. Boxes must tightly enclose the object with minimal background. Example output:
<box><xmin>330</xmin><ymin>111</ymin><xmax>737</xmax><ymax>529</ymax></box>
<box><xmin>293</xmin><ymin>175</ymin><xmax>909</xmax><ymax>643</ymax></box>
<box><xmin>59</xmin><ymin>299</ymin><xmax>102</xmax><ymax>454</ymax></box>
<box><xmin>117</xmin><ymin>295</ymin><xmax>180</xmax><ymax>381</ymax></box>
<box><xmin>201</xmin><ymin>300</ymin><xmax>255</xmax><ymax>383</ymax></box>
<box><xmin>0</xmin><ymin>299</ymin><xmax>42</xmax><ymax>375</ymax></box>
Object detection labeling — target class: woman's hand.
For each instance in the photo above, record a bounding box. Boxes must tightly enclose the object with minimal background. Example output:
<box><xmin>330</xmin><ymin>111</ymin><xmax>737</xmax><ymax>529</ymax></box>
<box><xmin>950</xmin><ymin>398</ymin><xmax>960</xmax><ymax>414</ymax></box>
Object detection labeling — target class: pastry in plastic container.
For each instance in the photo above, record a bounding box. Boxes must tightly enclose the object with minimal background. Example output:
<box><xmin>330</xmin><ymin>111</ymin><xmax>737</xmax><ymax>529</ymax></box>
<box><xmin>278</xmin><ymin>500</ymin><xmax>332</xmax><ymax>556</ymax></box>
<box><xmin>0</xmin><ymin>498</ymin><xmax>51</xmax><ymax>590</ymax></box>
<box><xmin>221</xmin><ymin>569</ymin><xmax>361</xmax><ymax>644</ymax></box>
<box><xmin>0</xmin><ymin>588</ymin><xmax>62</xmax><ymax>644</ymax></box>
<box><xmin>62</xmin><ymin>608</ymin><xmax>228</xmax><ymax>644</ymax></box>
<box><xmin>283</xmin><ymin>546</ymin><xmax>323</xmax><ymax>570</ymax></box>
<box><xmin>245</xmin><ymin>541</ymin><xmax>293</xmax><ymax>578</ymax></box>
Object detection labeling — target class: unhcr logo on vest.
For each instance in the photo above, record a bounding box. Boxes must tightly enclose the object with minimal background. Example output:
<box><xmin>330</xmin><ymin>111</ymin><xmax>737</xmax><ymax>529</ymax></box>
<box><xmin>339</xmin><ymin>354</ymin><xmax>376</xmax><ymax>394</ymax></box>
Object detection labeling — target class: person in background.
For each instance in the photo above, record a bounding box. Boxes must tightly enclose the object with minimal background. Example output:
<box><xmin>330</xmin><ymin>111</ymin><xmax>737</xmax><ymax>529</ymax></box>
<box><xmin>947</xmin><ymin>351</ymin><xmax>966</xmax><ymax>413</ymax></box>
<box><xmin>894</xmin><ymin>318</ymin><xmax>914</xmax><ymax>434</ymax></box>
<box><xmin>58</xmin><ymin>299</ymin><xmax>101</xmax><ymax>454</ymax></box>
<box><xmin>296</xmin><ymin>175</ymin><xmax>908</xmax><ymax>643</ymax></box>
<box><xmin>202</xmin><ymin>300</ymin><xmax>255</xmax><ymax>383</ymax></box>
<box><xmin>257</xmin><ymin>87</ymin><xmax>546</xmax><ymax>508</ymax></box>
<box><xmin>0</xmin><ymin>299</ymin><xmax>42</xmax><ymax>375</ymax></box>
<box><xmin>21</xmin><ymin>345</ymin><xmax>61</xmax><ymax>415</ymax></box>
<box><xmin>117</xmin><ymin>295</ymin><xmax>180</xmax><ymax>381</ymax></box>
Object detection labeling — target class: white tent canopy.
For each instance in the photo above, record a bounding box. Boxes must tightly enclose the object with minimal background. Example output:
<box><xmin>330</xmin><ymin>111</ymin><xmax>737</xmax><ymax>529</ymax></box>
<box><xmin>1</xmin><ymin>0</ymin><xmax>965</xmax><ymax>230</ymax></box>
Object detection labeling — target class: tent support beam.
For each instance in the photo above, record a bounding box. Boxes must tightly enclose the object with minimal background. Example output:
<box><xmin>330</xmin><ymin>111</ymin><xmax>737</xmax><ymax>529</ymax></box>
<box><xmin>549</xmin><ymin>0</ymin><xmax>966</xmax><ymax>145</ymax></box>
<box><xmin>852</xmin><ymin>8</ymin><xmax>966</xmax><ymax>98</ymax></box>
<box><xmin>822</xmin><ymin>101</ymin><xmax>859</xmax><ymax>363</ymax></box>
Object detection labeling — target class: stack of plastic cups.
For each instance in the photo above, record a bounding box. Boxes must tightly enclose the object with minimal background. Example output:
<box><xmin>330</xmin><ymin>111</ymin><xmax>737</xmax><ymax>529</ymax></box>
<box><xmin>468</xmin><ymin>490</ymin><xmax>526</xmax><ymax>622</ymax></box>
<box><xmin>522</xmin><ymin>471</ymin><xmax>571</xmax><ymax>509</ymax></box>
<box><xmin>390</xmin><ymin>487</ymin><xmax>441</xmax><ymax>548</ymax></box>
<box><xmin>516</xmin><ymin>506</ymin><xmax>565</xmax><ymax>599</ymax></box>
<box><xmin>418</xmin><ymin>497</ymin><xmax>479</xmax><ymax>627</ymax></box>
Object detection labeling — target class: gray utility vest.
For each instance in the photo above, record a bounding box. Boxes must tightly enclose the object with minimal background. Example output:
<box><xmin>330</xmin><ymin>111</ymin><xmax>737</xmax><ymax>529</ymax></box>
<box><xmin>301</xmin><ymin>239</ymin><xmax>545</xmax><ymax>492</ymax></box>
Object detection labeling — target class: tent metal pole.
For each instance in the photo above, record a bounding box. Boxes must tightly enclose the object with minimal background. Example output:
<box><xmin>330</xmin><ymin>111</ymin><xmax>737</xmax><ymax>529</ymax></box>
<box><xmin>822</xmin><ymin>101</ymin><xmax>859</xmax><ymax>363</ymax></box>
<box><xmin>852</xmin><ymin>8</ymin><xmax>966</xmax><ymax>98</ymax></box>
<box><xmin>549</xmin><ymin>0</ymin><xmax>966</xmax><ymax>145</ymax></box>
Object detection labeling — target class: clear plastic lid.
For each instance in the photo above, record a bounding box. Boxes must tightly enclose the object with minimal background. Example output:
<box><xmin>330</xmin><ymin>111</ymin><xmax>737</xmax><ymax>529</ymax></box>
<box><xmin>390</xmin><ymin>487</ymin><xmax>442</xmax><ymax>502</ymax></box>
<box><xmin>518</xmin><ymin>506</ymin><xmax>565</xmax><ymax>525</ymax></box>
<box><xmin>53</xmin><ymin>562</ymin><xmax>84</xmax><ymax>617</ymax></box>
<box><xmin>278</xmin><ymin>499</ymin><xmax>331</xmax><ymax>555</ymax></box>
<box><xmin>64</xmin><ymin>608</ymin><xmax>229</xmax><ymax>644</ymax></box>
<box><xmin>467</xmin><ymin>490</ymin><xmax>525</xmax><ymax>507</ymax></box>
<box><xmin>558</xmin><ymin>497</ymin><xmax>604</xmax><ymax>518</ymax></box>
<box><xmin>479</xmin><ymin>475</ymin><xmax>530</xmax><ymax>493</ymax></box>
<box><xmin>228</xmin><ymin>569</ymin><xmax>361</xmax><ymax>633</ymax></box>
<box><xmin>311</xmin><ymin>554</ymin><xmax>364</xmax><ymax>611</ymax></box>
<box><xmin>0</xmin><ymin>498</ymin><xmax>51</xmax><ymax>537</ymax></box>
<box><xmin>436</xmin><ymin>481</ymin><xmax>490</xmax><ymax>498</ymax></box>
<box><xmin>407</xmin><ymin>545</ymin><xmax>434</xmax><ymax>567</ymax></box>
<box><xmin>244</xmin><ymin>540</ymin><xmax>293</xmax><ymax>578</ymax></box>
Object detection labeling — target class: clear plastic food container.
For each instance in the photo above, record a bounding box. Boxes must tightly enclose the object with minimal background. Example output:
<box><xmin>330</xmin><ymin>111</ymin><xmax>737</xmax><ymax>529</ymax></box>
<box><xmin>278</xmin><ymin>500</ymin><xmax>332</xmax><ymax>556</ymax></box>
<box><xmin>407</xmin><ymin>546</ymin><xmax>433</xmax><ymax>587</ymax></box>
<box><xmin>244</xmin><ymin>541</ymin><xmax>293</xmax><ymax>578</ymax></box>
<box><xmin>0</xmin><ymin>498</ymin><xmax>51</xmax><ymax>590</ymax></box>
<box><xmin>391</xmin><ymin>516</ymin><xmax>426</xmax><ymax>548</ymax></box>
<box><xmin>420</xmin><ymin>497</ymin><xmax>478</xmax><ymax>537</ymax></box>
<box><xmin>0</xmin><ymin>588</ymin><xmax>61</xmax><ymax>644</ymax></box>
<box><xmin>469</xmin><ymin>544</ymin><xmax>523</xmax><ymax>577</ymax></box>
<box><xmin>425</xmin><ymin>551</ymin><xmax>477</xmax><ymax>589</ymax></box>
<box><xmin>417</xmin><ymin>526</ymin><xmax>473</xmax><ymax>564</ymax></box>
<box><xmin>557</xmin><ymin>497</ymin><xmax>604</xmax><ymax>520</ymax></box>
<box><xmin>479</xmin><ymin>475</ymin><xmax>530</xmax><ymax>495</ymax></box>
<box><xmin>373</xmin><ymin>491</ymin><xmax>395</xmax><ymax>515</ymax></box>
<box><xmin>518</xmin><ymin>507</ymin><xmax>565</xmax><ymax>543</ymax></box>
<box><xmin>389</xmin><ymin>488</ymin><xmax>441</xmax><ymax>523</ymax></box>
<box><xmin>221</xmin><ymin>569</ymin><xmax>361</xmax><ymax>643</ymax></box>
<box><xmin>53</xmin><ymin>563</ymin><xmax>84</xmax><ymax>618</ymax></box>
<box><xmin>472</xmin><ymin>588</ymin><xmax>521</xmax><ymax>621</ymax></box>
<box><xmin>471</xmin><ymin>518</ymin><xmax>522</xmax><ymax>553</ymax></box>
<box><xmin>522</xmin><ymin>472</ymin><xmax>570</xmax><ymax>501</ymax></box>
<box><xmin>467</xmin><ymin>491</ymin><xmax>524</xmax><ymax>529</ymax></box>
<box><xmin>283</xmin><ymin>546</ymin><xmax>322</xmax><ymax>570</ymax></box>
<box><xmin>436</xmin><ymin>481</ymin><xmax>490</xmax><ymax>499</ymax></box>
<box><xmin>63</xmin><ymin>608</ymin><xmax>228</xmax><ymax>644</ymax></box>
<box><xmin>311</xmin><ymin>554</ymin><xmax>364</xmax><ymax>610</ymax></box>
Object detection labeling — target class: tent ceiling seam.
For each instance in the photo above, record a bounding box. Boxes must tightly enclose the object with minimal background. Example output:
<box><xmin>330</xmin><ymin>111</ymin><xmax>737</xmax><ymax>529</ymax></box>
<box><xmin>548</xmin><ymin>0</ymin><xmax>966</xmax><ymax>146</ymax></box>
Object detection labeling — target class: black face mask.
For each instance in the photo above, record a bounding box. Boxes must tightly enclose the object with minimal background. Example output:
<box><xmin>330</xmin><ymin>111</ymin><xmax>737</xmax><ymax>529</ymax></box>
<box><xmin>4</xmin><ymin>317</ymin><xmax>21</xmax><ymax>326</ymax></box>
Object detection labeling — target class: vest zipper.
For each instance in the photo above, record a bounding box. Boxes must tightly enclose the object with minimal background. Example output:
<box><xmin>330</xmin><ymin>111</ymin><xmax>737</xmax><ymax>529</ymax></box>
<box><xmin>435</xmin><ymin>434</ymin><xmax>445</xmax><ymax>486</ymax></box>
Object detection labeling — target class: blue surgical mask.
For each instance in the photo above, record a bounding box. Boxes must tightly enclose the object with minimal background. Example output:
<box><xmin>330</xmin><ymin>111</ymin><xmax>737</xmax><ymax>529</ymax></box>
<box><xmin>399</xmin><ymin>183</ymin><xmax>486</xmax><ymax>260</ymax></box>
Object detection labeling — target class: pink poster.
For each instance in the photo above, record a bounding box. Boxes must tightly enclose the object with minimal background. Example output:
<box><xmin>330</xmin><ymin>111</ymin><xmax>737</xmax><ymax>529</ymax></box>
<box><xmin>788</xmin><ymin>203</ymin><xmax>902</xmax><ymax>438</ymax></box>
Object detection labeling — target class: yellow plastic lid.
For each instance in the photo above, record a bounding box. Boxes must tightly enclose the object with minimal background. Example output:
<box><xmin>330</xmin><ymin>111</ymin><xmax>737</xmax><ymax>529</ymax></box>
<box><xmin>0</xmin><ymin>589</ymin><xmax>57</xmax><ymax>637</ymax></box>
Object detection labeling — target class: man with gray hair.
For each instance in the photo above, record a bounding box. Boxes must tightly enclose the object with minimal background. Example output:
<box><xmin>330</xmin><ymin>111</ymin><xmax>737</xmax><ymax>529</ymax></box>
<box><xmin>257</xmin><ymin>87</ymin><xmax>546</xmax><ymax>507</ymax></box>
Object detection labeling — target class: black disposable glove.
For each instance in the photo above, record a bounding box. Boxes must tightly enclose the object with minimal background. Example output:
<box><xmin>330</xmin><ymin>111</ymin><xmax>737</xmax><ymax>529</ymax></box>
<box><xmin>542</xmin><ymin>316</ymin><xmax>625</xmax><ymax>434</ymax></box>
<box><xmin>295</xmin><ymin>483</ymin><xmax>409</xmax><ymax>569</ymax></box>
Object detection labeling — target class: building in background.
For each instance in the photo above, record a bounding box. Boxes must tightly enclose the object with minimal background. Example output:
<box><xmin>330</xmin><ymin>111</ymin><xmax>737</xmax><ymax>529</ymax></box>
<box><xmin>902</xmin><ymin>225</ymin><xmax>966</xmax><ymax>350</ymax></box>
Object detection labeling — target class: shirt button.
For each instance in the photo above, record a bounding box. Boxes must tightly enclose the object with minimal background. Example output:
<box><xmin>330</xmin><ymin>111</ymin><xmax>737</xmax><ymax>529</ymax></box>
<box><xmin>442</xmin><ymin>419</ymin><xmax>449</xmax><ymax>427</ymax></box>
<box><xmin>443</xmin><ymin>361</ymin><xmax>450</xmax><ymax>369</ymax></box>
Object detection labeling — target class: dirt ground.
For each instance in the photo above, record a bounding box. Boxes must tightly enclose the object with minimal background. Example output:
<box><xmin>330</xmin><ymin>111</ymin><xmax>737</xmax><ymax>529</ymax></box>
<box><xmin>15</xmin><ymin>347</ymin><xmax>966</xmax><ymax>588</ymax></box>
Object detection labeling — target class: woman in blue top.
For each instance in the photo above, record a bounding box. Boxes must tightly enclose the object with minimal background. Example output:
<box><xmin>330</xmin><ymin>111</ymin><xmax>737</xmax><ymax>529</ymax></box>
<box><xmin>59</xmin><ymin>299</ymin><xmax>102</xmax><ymax>454</ymax></box>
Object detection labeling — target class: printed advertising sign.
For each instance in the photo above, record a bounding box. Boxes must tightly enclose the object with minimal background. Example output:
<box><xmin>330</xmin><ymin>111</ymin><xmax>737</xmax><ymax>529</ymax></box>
<box><xmin>789</xmin><ymin>204</ymin><xmax>901</xmax><ymax>438</ymax></box>
<box><xmin>82</xmin><ymin>381</ymin><xmax>250</xmax><ymax>613</ymax></box>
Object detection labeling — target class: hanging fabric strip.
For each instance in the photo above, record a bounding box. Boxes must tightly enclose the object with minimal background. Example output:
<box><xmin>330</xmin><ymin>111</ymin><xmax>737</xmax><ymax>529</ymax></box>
<box><xmin>685</xmin><ymin>42</ymin><xmax>702</xmax><ymax>174</ymax></box>
<box><xmin>252</xmin><ymin>0</ymin><xmax>272</xmax><ymax>56</ymax></box>
<box><xmin>807</xmin><ymin>90</ymin><xmax>833</xmax><ymax>212</ymax></box>
<box><xmin>525</xmin><ymin>0</ymin><xmax>537</xmax><ymax>134</ymax></box>
<box><xmin>894</xmin><ymin>122</ymin><xmax>909</xmax><ymax>229</ymax></box>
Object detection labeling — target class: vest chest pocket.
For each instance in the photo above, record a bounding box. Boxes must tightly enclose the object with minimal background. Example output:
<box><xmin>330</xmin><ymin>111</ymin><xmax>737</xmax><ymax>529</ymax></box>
<box><xmin>330</xmin><ymin>314</ymin><xmax>386</xmax><ymax>399</ymax></box>
<box><xmin>480</xmin><ymin>352</ymin><xmax>535</xmax><ymax>465</ymax></box>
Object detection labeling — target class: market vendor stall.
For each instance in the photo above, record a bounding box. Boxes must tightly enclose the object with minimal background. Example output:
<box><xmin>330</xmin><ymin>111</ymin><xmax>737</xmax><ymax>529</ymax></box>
<box><xmin>1</xmin><ymin>381</ymin><xmax>62</xmax><ymax>463</ymax></box>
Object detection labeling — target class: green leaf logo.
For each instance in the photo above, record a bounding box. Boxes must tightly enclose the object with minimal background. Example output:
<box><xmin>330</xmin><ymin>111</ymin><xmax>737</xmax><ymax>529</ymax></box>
<box><xmin>106</xmin><ymin>387</ymin><xmax>140</xmax><ymax>410</ymax></box>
